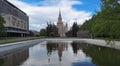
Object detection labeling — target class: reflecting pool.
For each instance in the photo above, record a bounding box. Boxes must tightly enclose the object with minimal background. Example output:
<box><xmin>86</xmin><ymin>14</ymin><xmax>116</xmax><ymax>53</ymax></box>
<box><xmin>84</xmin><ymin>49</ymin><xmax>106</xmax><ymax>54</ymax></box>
<box><xmin>0</xmin><ymin>41</ymin><xmax>120</xmax><ymax>66</ymax></box>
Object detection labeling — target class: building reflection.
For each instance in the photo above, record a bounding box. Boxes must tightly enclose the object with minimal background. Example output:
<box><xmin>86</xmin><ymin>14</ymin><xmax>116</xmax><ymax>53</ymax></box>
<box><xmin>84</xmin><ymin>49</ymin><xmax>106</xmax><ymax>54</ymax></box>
<box><xmin>46</xmin><ymin>41</ymin><xmax>91</xmax><ymax>63</ymax></box>
<box><xmin>46</xmin><ymin>41</ymin><xmax>68</xmax><ymax>62</ymax></box>
<box><xmin>0</xmin><ymin>49</ymin><xmax>29</xmax><ymax>66</ymax></box>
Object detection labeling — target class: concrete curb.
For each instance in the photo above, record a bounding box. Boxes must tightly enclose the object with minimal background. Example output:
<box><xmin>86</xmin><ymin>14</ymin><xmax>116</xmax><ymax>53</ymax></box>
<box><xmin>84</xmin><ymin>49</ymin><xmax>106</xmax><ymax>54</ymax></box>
<box><xmin>0</xmin><ymin>39</ymin><xmax>45</xmax><ymax>56</ymax></box>
<box><xmin>45</xmin><ymin>38</ymin><xmax>120</xmax><ymax>50</ymax></box>
<box><xmin>0</xmin><ymin>38</ymin><xmax>120</xmax><ymax>57</ymax></box>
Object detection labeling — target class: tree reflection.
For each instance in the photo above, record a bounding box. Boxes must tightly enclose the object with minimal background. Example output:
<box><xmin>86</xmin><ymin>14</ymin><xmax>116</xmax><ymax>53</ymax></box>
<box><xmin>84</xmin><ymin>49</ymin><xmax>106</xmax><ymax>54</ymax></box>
<box><xmin>71</xmin><ymin>41</ymin><xmax>89</xmax><ymax>55</ymax></box>
<box><xmin>82</xmin><ymin>44</ymin><xmax>120</xmax><ymax>66</ymax></box>
<box><xmin>71</xmin><ymin>41</ymin><xmax>80</xmax><ymax>54</ymax></box>
<box><xmin>47</xmin><ymin>42</ymin><xmax>58</xmax><ymax>56</ymax></box>
<box><xmin>71</xmin><ymin>41</ymin><xmax>120</xmax><ymax>66</ymax></box>
<box><xmin>0</xmin><ymin>58</ymin><xmax>4</xmax><ymax>66</ymax></box>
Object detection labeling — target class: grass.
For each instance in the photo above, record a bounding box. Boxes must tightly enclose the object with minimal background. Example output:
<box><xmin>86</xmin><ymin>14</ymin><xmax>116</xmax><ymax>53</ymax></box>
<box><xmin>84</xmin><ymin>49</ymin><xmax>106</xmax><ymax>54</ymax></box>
<box><xmin>0</xmin><ymin>37</ymin><xmax>42</xmax><ymax>45</ymax></box>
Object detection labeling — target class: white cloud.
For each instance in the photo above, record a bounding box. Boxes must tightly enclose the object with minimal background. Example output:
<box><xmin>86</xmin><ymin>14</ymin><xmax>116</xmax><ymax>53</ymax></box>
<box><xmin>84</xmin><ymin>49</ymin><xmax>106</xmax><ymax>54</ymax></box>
<box><xmin>8</xmin><ymin>0</ymin><xmax>91</xmax><ymax>31</ymax></box>
<box><xmin>118</xmin><ymin>1</ymin><xmax>120</xmax><ymax>4</ymax></box>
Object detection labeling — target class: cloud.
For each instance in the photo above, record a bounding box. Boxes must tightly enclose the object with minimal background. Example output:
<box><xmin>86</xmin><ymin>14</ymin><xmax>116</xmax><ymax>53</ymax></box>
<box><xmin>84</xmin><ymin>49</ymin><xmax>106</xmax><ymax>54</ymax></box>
<box><xmin>8</xmin><ymin>0</ymin><xmax>91</xmax><ymax>31</ymax></box>
<box><xmin>118</xmin><ymin>1</ymin><xmax>120</xmax><ymax>4</ymax></box>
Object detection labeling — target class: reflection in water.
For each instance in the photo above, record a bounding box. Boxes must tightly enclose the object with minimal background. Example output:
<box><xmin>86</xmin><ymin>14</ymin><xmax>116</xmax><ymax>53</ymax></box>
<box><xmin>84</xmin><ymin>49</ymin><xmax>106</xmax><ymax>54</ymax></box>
<box><xmin>1</xmin><ymin>41</ymin><xmax>120</xmax><ymax>66</ymax></box>
<box><xmin>46</xmin><ymin>41</ymin><xmax>68</xmax><ymax>62</ymax></box>
<box><xmin>0</xmin><ymin>58</ymin><xmax>4</xmax><ymax>66</ymax></box>
<box><xmin>70</xmin><ymin>42</ymin><xmax>120</xmax><ymax>66</ymax></box>
<box><xmin>0</xmin><ymin>49</ymin><xmax>29</xmax><ymax>66</ymax></box>
<box><xmin>71</xmin><ymin>41</ymin><xmax>88</xmax><ymax>54</ymax></box>
<box><xmin>71</xmin><ymin>42</ymin><xmax>79</xmax><ymax>54</ymax></box>
<box><xmin>46</xmin><ymin>41</ymin><xmax>120</xmax><ymax>66</ymax></box>
<box><xmin>82</xmin><ymin>44</ymin><xmax>120</xmax><ymax>66</ymax></box>
<box><xmin>46</xmin><ymin>41</ymin><xmax>95</xmax><ymax>66</ymax></box>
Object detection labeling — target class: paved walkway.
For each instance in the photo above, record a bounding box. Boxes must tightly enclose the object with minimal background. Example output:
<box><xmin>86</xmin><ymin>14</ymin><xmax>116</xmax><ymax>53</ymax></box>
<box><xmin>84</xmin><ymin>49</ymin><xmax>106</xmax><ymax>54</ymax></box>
<box><xmin>0</xmin><ymin>39</ymin><xmax>44</xmax><ymax>56</ymax></box>
<box><xmin>45</xmin><ymin>38</ymin><xmax>120</xmax><ymax>50</ymax></box>
<box><xmin>1</xmin><ymin>38</ymin><xmax>120</xmax><ymax>50</ymax></box>
<box><xmin>0</xmin><ymin>37</ymin><xmax>41</xmax><ymax>44</ymax></box>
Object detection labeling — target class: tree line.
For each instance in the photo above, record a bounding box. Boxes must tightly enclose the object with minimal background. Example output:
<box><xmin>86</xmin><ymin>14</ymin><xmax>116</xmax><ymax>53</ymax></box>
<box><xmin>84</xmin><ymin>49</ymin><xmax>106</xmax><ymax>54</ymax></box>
<box><xmin>40</xmin><ymin>22</ymin><xmax>79</xmax><ymax>37</ymax></box>
<box><xmin>39</xmin><ymin>23</ymin><xmax>59</xmax><ymax>37</ymax></box>
<box><xmin>80</xmin><ymin>0</ymin><xmax>120</xmax><ymax>39</ymax></box>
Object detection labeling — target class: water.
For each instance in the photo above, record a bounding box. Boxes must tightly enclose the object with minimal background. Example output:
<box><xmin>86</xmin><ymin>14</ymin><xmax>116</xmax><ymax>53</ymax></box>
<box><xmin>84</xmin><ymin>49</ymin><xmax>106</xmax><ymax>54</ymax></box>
<box><xmin>0</xmin><ymin>41</ymin><xmax>120</xmax><ymax>66</ymax></box>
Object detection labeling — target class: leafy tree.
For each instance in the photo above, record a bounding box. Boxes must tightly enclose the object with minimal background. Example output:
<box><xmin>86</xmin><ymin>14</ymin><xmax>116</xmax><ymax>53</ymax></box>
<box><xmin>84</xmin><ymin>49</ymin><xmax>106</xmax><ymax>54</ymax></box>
<box><xmin>0</xmin><ymin>15</ymin><xmax>5</xmax><ymax>37</ymax></box>
<box><xmin>80</xmin><ymin>0</ymin><xmax>120</xmax><ymax>39</ymax></box>
<box><xmin>46</xmin><ymin>23</ymin><xmax>59</xmax><ymax>37</ymax></box>
<box><xmin>39</xmin><ymin>29</ymin><xmax>46</xmax><ymax>36</ymax></box>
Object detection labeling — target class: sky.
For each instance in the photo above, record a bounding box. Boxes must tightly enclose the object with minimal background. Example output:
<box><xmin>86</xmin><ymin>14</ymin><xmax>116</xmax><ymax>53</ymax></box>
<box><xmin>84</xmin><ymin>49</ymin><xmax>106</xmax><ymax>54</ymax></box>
<box><xmin>8</xmin><ymin>0</ymin><xmax>101</xmax><ymax>31</ymax></box>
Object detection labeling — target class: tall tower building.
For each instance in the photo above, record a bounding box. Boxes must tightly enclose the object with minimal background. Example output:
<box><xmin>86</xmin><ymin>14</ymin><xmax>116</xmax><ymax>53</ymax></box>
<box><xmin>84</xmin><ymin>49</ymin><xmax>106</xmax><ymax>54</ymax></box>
<box><xmin>57</xmin><ymin>9</ymin><xmax>67</xmax><ymax>37</ymax></box>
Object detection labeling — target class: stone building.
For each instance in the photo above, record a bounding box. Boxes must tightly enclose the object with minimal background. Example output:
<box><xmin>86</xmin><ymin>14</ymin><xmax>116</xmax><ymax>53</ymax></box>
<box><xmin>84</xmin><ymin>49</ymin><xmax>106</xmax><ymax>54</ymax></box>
<box><xmin>57</xmin><ymin>9</ymin><xmax>67</xmax><ymax>37</ymax></box>
<box><xmin>77</xmin><ymin>31</ymin><xmax>91</xmax><ymax>38</ymax></box>
<box><xmin>0</xmin><ymin>0</ymin><xmax>29</xmax><ymax>37</ymax></box>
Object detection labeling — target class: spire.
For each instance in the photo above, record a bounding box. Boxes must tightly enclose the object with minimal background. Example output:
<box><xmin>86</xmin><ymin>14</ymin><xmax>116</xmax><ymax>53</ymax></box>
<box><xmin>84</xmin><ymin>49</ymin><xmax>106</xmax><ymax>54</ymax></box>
<box><xmin>59</xmin><ymin>8</ymin><xmax>61</xmax><ymax>18</ymax></box>
<box><xmin>58</xmin><ymin>8</ymin><xmax>62</xmax><ymax>21</ymax></box>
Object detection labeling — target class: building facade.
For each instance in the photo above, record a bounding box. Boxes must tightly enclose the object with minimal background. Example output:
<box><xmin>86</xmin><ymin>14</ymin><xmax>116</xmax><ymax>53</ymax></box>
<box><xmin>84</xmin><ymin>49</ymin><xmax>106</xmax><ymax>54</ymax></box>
<box><xmin>57</xmin><ymin>10</ymin><xmax>67</xmax><ymax>37</ymax></box>
<box><xmin>0</xmin><ymin>0</ymin><xmax>29</xmax><ymax>37</ymax></box>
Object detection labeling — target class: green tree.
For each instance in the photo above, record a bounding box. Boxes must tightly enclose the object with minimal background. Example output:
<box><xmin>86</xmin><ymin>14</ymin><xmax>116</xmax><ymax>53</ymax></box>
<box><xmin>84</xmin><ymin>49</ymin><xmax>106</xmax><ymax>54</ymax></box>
<box><xmin>46</xmin><ymin>23</ymin><xmax>59</xmax><ymax>37</ymax></box>
<box><xmin>71</xmin><ymin>22</ymin><xmax>79</xmax><ymax>37</ymax></box>
<box><xmin>39</xmin><ymin>29</ymin><xmax>46</xmax><ymax>36</ymax></box>
<box><xmin>80</xmin><ymin>0</ymin><xmax>120</xmax><ymax>39</ymax></box>
<box><xmin>66</xmin><ymin>29</ymin><xmax>72</xmax><ymax>37</ymax></box>
<box><xmin>0</xmin><ymin>15</ymin><xmax>5</xmax><ymax>37</ymax></box>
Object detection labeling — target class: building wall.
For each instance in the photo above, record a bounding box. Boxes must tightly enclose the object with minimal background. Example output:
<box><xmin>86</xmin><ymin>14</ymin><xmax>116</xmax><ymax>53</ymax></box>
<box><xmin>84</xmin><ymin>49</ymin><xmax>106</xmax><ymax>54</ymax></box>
<box><xmin>0</xmin><ymin>0</ymin><xmax>29</xmax><ymax>37</ymax></box>
<box><xmin>0</xmin><ymin>0</ymin><xmax>28</xmax><ymax>22</ymax></box>
<box><xmin>3</xmin><ymin>14</ymin><xmax>27</xmax><ymax>30</ymax></box>
<box><xmin>0</xmin><ymin>0</ymin><xmax>29</xmax><ymax>30</ymax></box>
<box><xmin>57</xmin><ymin>22</ymin><xmax>66</xmax><ymax>37</ymax></box>
<box><xmin>77</xmin><ymin>31</ymin><xmax>91</xmax><ymax>38</ymax></box>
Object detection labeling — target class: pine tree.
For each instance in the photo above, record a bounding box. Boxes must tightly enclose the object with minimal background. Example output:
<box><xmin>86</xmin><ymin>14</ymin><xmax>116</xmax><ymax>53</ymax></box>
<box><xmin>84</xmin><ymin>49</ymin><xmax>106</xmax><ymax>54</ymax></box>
<box><xmin>72</xmin><ymin>22</ymin><xmax>79</xmax><ymax>37</ymax></box>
